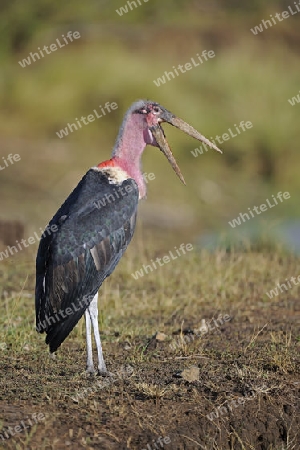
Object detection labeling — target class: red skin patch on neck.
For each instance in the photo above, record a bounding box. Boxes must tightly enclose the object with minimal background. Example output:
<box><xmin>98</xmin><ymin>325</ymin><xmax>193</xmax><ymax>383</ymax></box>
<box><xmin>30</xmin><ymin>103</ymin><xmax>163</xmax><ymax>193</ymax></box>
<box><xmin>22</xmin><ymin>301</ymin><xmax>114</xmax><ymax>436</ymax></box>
<box><xmin>97</xmin><ymin>157</ymin><xmax>129</xmax><ymax>174</ymax></box>
<box><xmin>97</xmin><ymin>158</ymin><xmax>118</xmax><ymax>169</ymax></box>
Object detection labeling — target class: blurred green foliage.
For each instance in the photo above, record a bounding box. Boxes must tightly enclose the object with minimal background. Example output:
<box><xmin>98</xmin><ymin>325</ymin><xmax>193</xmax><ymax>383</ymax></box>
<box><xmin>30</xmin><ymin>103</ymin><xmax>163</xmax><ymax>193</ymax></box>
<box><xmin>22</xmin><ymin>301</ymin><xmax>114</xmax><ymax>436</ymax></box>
<box><xmin>0</xmin><ymin>0</ymin><xmax>299</xmax><ymax>239</ymax></box>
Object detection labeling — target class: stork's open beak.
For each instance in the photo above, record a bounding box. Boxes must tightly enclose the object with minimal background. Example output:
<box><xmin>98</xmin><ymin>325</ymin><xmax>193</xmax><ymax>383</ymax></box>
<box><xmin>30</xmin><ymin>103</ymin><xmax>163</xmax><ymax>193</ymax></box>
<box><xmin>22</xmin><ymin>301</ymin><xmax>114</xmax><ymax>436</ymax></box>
<box><xmin>161</xmin><ymin>110</ymin><xmax>223</xmax><ymax>154</ymax></box>
<box><xmin>150</xmin><ymin>125</ymin><xmax>186</xmax><ymax>185</ymax></box>
<box><xmin>169</xmin><ymin>117</ymin><xmax>223</xmax><ymax>154</ymax></box>
<box><xmin>150</xmin><ymin>109</ymin><xmax>222</xmax><ymax>185</ymax></box>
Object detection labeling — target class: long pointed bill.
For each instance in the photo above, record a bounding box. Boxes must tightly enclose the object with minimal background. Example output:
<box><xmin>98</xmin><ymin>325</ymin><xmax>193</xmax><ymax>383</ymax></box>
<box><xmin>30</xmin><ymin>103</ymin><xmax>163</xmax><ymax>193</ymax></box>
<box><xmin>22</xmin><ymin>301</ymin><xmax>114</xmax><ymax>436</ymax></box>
<box><xmin>167</xmin><ymin>116</ymin><xmax>222</xmax><ymax>154</ymax></box>
<box><xmin>150</xmin><ymin>125</ymin><xmax>186</xmax><ymax>185</ymax></box>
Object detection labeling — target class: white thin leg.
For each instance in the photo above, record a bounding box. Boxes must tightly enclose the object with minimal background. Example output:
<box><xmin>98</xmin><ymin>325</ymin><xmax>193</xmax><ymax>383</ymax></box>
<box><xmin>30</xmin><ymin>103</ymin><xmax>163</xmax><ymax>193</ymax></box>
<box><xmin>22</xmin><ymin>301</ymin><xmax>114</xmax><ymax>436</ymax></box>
<box><xmin>86</xmin><ymin>293</ymin><xmax>108</xmax><ymax>375</ymax></box>
<box><xmin>85</xmin><ymin>303</ymin><xmax>94</xmax><ymax>373</ymax></box>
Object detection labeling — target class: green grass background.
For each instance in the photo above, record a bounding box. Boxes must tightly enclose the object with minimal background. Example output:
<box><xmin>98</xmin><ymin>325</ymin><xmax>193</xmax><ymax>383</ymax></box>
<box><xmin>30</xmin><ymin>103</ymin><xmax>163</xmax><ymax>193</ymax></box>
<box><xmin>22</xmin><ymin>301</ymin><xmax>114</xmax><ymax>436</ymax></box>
<box><xmin>0</xmin><ymin>0</ymin><xmax>299</xmax><ymax>245</ymax></box>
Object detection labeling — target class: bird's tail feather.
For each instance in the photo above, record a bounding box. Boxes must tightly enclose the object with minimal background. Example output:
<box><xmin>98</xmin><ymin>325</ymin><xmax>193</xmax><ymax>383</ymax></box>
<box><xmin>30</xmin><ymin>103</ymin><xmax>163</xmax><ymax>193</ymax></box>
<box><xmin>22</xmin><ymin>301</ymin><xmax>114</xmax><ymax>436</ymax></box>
<box><xmin>45</xmin><ymin>309</ymin><xmax>85</xmax><ymax>353</ymax></box>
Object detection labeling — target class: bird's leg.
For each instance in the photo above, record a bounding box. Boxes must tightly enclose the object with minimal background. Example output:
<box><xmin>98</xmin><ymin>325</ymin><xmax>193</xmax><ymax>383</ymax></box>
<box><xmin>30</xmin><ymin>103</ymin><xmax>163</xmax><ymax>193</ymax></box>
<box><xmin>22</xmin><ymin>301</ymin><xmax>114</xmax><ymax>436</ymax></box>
<box><xmin>87</xmin><ymin>293</ymin><xmax>110</xmax><ymax>376</ymax></box>
<box><xmin>84</xmin><ymin>304</ymin><xmax>95</xmax><ymax>374</ymax></box>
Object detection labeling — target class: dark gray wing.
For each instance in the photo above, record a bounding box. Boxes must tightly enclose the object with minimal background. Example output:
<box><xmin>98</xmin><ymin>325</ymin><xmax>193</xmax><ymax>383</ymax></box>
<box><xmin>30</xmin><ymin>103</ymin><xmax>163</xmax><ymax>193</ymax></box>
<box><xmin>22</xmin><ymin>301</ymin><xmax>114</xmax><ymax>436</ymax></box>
<box><xmin>35</xmin><ymin>169</ymin><xmax>139</xmax><ymax>352</ymax></box>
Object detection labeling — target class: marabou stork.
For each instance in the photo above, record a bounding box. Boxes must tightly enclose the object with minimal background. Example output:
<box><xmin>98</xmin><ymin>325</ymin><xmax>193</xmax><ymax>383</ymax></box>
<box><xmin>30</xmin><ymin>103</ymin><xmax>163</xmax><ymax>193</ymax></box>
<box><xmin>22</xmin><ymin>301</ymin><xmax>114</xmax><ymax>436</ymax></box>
<box><xmin>35</xmin><ymin>100</ymin><xmax>222</xmax><ymax>375</ymax></box>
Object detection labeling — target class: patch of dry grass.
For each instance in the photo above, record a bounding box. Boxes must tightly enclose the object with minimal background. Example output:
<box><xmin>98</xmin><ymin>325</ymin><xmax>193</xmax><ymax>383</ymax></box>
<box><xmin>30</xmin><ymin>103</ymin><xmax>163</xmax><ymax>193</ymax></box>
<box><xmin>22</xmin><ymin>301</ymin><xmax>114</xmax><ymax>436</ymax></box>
<box><xmin>0</xmin><ymin>235</ymin><xmax>299</xmax><ymax>448</ymax></box>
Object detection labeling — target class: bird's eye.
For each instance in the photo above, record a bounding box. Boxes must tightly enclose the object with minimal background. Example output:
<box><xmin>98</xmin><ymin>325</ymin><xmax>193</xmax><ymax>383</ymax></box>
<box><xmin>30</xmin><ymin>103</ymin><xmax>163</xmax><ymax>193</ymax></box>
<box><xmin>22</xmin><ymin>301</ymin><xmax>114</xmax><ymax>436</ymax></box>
<box><xmin>153</xmin><ymin>106</ymin><xmax>160</xmax><ymax>114</ymax></box>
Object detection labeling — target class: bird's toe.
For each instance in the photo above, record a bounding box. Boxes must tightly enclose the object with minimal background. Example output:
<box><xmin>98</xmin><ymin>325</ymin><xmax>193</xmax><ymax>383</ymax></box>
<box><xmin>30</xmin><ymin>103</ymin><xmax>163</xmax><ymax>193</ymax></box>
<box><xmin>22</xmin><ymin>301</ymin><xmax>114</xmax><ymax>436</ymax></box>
<box><xmin>97</xmin><ymin>368</ymin><xmax>114</xmax><ymax>377</ymax></box>
<box><xmin>86</xmin><ymin>365</ymin><xmax>96</xmax><ymax>375</ymax></box>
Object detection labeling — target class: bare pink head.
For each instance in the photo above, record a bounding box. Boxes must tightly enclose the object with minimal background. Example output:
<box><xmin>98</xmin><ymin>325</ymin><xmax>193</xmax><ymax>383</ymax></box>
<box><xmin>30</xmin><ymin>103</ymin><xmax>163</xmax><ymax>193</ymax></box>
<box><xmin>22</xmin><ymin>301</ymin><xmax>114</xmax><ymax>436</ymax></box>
<box><xmin>110</xmin><ymin>100</ymin><xmax>222</xmax><ymax>197</ymax></box>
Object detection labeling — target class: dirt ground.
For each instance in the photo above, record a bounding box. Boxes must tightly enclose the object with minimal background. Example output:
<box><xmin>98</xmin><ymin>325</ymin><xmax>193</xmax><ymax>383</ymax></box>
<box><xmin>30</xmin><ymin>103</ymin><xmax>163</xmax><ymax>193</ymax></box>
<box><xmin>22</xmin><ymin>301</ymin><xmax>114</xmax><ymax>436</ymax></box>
<box><xmin>0</xmin><ymin>247</ymin><xmax>299</xmax><ymax>450</ymax></box>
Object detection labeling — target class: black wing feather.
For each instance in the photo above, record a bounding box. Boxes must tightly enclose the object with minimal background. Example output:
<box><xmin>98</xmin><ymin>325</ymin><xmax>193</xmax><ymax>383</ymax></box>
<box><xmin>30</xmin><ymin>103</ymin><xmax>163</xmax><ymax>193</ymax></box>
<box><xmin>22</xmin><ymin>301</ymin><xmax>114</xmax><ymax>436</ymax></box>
<box><xmin>35</xmin><ymin>169</ymin><xmax>138</xmax><ymax>352</ymax></box>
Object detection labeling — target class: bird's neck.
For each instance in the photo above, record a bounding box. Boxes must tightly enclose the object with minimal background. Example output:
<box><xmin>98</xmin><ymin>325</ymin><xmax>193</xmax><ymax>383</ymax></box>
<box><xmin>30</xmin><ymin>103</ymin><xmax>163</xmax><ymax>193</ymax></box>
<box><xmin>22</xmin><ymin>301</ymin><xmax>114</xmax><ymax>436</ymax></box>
<box><xmin>109</xmin><ymin>112</ymin><xmax>151</xmax><ymax>198</ymax></box>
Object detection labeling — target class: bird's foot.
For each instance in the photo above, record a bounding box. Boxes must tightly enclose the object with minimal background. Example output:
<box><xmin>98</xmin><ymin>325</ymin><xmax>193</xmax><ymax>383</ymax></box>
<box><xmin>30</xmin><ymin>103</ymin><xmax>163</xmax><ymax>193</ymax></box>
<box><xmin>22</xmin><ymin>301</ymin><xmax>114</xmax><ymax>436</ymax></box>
<box><xmin>86</xmin><ymin>364</ymin><xmax>97</xmax><ymax>375</ymax></box>
<box><xmin>49</xmin><ymin>351</ymin><xmax>56</xmax><ymax>360</ymax></box>
<box><xmin>97</xmin><ymin>368</ymin><xmax>114</xmax><ymax>377</ymax></box>
<box><xmin>85</xmin><ymin>365</ymin><xmax>113</xmax><ymax>377</ymax></box>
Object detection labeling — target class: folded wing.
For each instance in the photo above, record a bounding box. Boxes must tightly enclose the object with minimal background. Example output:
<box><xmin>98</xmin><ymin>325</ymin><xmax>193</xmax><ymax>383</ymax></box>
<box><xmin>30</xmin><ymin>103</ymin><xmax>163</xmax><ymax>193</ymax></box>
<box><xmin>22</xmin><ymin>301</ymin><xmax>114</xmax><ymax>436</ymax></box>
<box><xmin>35</xmin><ymin>169</ymin><xmax>139</xmax><ymax>352</ymax></box>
